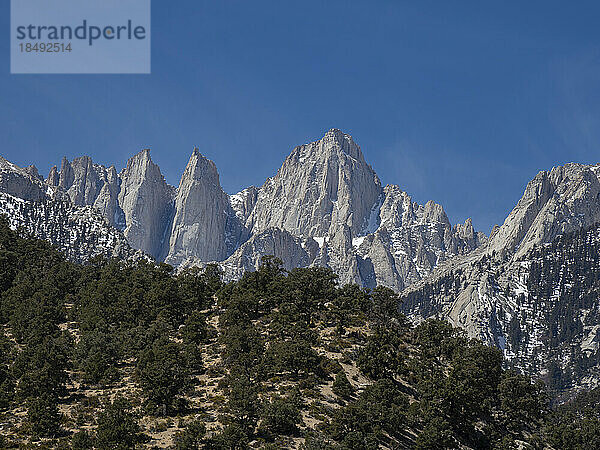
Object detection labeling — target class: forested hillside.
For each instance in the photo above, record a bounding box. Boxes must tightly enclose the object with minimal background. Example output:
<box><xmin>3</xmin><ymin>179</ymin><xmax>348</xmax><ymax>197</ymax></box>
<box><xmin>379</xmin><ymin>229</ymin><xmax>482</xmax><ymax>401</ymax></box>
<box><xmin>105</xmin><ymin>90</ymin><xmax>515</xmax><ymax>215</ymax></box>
<box><xmin>0</xmin><ymin>217</ymin><xmax>598</xmax><ymax>449</ymax></box>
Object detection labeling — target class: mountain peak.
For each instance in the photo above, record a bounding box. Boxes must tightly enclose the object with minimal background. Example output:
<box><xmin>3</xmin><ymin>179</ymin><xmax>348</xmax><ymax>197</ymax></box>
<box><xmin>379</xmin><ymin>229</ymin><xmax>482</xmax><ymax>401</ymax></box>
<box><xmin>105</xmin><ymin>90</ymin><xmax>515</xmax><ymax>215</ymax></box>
<box><xmin>323</xmin><ymin>127</ymin><xmax>345</xmax><ymax>141</ymax></box>
<box><xmin>487</xmin><ymin>162</ymin><xmax>600</xmax><ymax>258</ymax></box>
<box><xmin>322</xmin><ymin>128</ymin><xmax>363</xmax><ymax>160</ymax></box>
<box><xmin>248</xmin><ymin>130</ymin><xmax>382</xmax><ymax>238</ymax></box>
<box><xmin>118</xmin><ymin>148</ymin><xmax>173</xmax><ymax>259</ymax></box>
<box><xmin>183</xmin><ymin>148</ymin><xmax>218</xmax><ymax>182</ymax></box>
<box><xmin>126</xmin><ymin>148</ymin><xmax>153</xmax><ymax>167</ymax></box>
<box><xmin>0</xmin><ymin>155</ymin><xmax>24</xmax><ymax>173</ymax></box>
<box><xmin>47</xmin><ymin>165</ymin><xmax>59</xmax><ymax>186</ymax></box>
<box><xmin>0</xmin><ymin>130</ymin><xmax>486</xmax><ymax>294</ymax></box>
<box><xmin>0</xmin><ymin>156</ymin><xmax>46</xmax><ymax>200</ymax></box>
<box><xmin>166</xmin><ymin>149</ymin><xmax>230</xmax><ymax>265</ymax></box>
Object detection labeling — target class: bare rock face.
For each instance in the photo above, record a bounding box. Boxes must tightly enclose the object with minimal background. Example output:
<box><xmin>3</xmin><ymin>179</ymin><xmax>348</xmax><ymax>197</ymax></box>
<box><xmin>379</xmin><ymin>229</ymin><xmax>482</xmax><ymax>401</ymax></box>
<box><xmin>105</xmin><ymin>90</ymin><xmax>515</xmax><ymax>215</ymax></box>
<box><xmin>0</xmin><ymin>156</ymin><xmax>46</xmax><ymax>201</ymax></box>
<box><xmin>47</xmin><ymin>165</ymin><xmax>59</xmax><ymax>186</ymax></box>
<box><xmin>0</xmin><ymin>129</ymin><xmax>486</xmax><ymax>291</ymax></box>
<box><xmin>454</xmin><ymin>218</ymin><xmax>487</xmax><ymax>252</ymax></box>
<box><xmin>24</xmin><ymin>165</ymin><xmax>42</xmax><ymax>181</ymax></box>
<box><xmin>220</xmin><ymin>228</ymin><xmax>320</xmax><ymax>281</ymax></box>
<box><xmin>226</xmin><ymin>129</ymin><xmax>484</xmax><ymax>289</ymax></box>
<box><xmin>247</xmin><ymin>129</ymin><xmax>383</xmax><ymax>238</ymax></box>
<box><xmin>358</xmin><ymin>228</ymin><xmax>404</xmax><ymax>290</ymax></box>
<box><xmin>58</xmin><ymin>156</ymin><xmax>103</xmax><ymax>205</ymax></box>
<box><xmin>351</xmin><ymin>185</ymin><xmax>484</xmax><ymax>290</ymax></box>
<box><xmin>118</xmin><ymin>149</ymin><xmax>174</xmax><ymax>259</ymax></box>
<box><xmin>94</xmin><ymin>166</ymin><xmax>123</xmax><ymax>230</ymax></box>
<box><xmin>45</xmin><ymin>151</ymin><xmax>174</xmax><ymax>260</ymax></box>
<box><xmin>50</xmin><ymin>156</ymin><xmax>122</xmax><ymax>228</ymax></box>
<box><xmin>213</xmin><ymin>130</ymin><xmax>484</xmax><ymax>289</ymax></box>
<box><xmin>230</xmin><ymin>186</ymin><xmax>259</xmax><ymax>224</ymax></box>
<box><xmin>165</xmin><ymin>149</ymin><xmax>234</xmax><ymax>266</ymax></box>
<box><xmin>316</xmin><ymin>224</ymin><xmax>362</xmax><ymax>286</ymax></box>
<box><xmin>487</xmin><ymin>163</ymin><xmax>600</xmax><ymax>258</ymax></box>
<box><xmin>57</xmin><ymin>157</ymin><xmax>74</xmax><ymax>191</ymax></box>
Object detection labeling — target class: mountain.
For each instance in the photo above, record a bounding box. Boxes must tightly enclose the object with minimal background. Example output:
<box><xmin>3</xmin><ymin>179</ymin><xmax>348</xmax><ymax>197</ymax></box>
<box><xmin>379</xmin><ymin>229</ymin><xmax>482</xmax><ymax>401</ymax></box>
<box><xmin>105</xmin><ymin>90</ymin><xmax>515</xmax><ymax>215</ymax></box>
<box><xmin>246</xmin><ymin>128</ymin><xmax>382</xmax><ymax>238</ymax></box>
<box><xmin>222</xmin><ymin>129</ymin><xmax>483</xmax><ymax>287</ymax></box>
<box><xmin>486</xmin><ymin>163</ymin><xmax>600</xmax><ymax>258</ymax></box>
<box><xmin>0</xmin><ymin>192</ymin><xmax>138</xmax><ymax>263</ymax></box>
<box><xmin>0</xmin><ymin>156</ymin><xmax>46</xmax><ymax>201</ymax></box>
<box><xmin>3</xmin><ymin>131</ymin><xmax>600</xmax><ymax>401</ymax></box>
<box><xmin>118</xmin><ymin>149</ymin><xmax>175</xmax><ymax>260</ymax></box>
<box><xmin>47</xmin><ymin>156</ymin><xmax>121</xmax><ymax>222</ymax></box>
<box><xmin>401</xmin><ymin>162</ymin><xmax>600</xmax><ymax>399</ymax></box>
<box><xmin>165</xmin><ymin>148</ymin><xmax>242</xmax><ymax>266</ymax></box>
<box><xmin>0</xmin><ymin>157</ymin><xmax>138</xmax><ymax>262</ymax></box>
<box><xmin>0</xmin><ymin>129</ymin><xmax>482</xmax><ymax>292</ymax></box>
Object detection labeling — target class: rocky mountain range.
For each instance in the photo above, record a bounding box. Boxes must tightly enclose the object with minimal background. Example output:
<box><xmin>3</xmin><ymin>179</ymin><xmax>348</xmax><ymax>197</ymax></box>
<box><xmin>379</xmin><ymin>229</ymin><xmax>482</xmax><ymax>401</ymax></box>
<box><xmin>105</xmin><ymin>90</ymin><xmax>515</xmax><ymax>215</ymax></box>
<box><xmin>0</xmin><ymin>129</ymin><xmax>484</xmax><ymax>290</ymax></box>
<box><xmin>3</xmin><ymin>129</ymin><xmax>600</xmax><ymax>398</ymax></box>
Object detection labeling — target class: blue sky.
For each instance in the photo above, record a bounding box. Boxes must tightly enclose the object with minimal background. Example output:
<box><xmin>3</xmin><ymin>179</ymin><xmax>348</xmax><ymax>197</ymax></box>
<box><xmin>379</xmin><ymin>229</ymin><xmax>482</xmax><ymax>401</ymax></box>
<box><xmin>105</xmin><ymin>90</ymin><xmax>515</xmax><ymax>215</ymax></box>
<box><xmin>2</xmin><ymin>1</ymin><xmax>600</xmax><ymax>233</ymax></box>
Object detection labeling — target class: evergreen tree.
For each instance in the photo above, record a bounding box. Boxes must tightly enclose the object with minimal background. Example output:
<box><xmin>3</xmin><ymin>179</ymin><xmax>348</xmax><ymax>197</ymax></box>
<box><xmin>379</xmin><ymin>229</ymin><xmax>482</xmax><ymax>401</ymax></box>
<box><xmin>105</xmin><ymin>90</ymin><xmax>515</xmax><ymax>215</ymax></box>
<box><xmin>332</xmin><ymin>371</ymin><xmax>355</xmax><ymax>400</ymax></box>
<box><xmin>26</xmin><ymin>393</ymin><xmax>62</xmax><ymax>437</ymax></box>
<box><xmin>136</xmin><ymin>337</ymin><xmax>190</xmax><ymax>415</ymax></box>
<box><xmin>261</xmin><ymin>395</ymin><xmax>302</xmax><ymax>436</ymax></box>
<box><xmin>96</xmin><ymin>396</ymin><xmax>143</xmax><ymax>449</ymax></box>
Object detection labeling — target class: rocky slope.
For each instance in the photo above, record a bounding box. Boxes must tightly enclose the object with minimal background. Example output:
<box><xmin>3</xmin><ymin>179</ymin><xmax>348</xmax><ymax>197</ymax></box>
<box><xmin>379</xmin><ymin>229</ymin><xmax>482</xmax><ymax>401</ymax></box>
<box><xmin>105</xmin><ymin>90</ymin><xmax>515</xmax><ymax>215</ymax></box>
<box><xmin>0</xmin><ymin>192</ymin><xmax>137</xmax><ymax>263</ymax></box>
<box><xmin>0</xmin><ymin>130</ymin><xmax>482</xmax><ymax>290</ymax></box>
<box><xmin>0</xmin><ymin>156</ymin><xmax>46</xmax><ymax>201</ymax></box>
<box><xmin>401</xmin><ymin>163</ymin><xmax>600</xmax><ymax>398</ymax></box>
<box><xmin>221</xmin><ymin>129</ymin><xmax>484</xmax><ymax>286</ymax></box>
<box><xmin>486</xmin><ymin>163</ymin><xmax>600</xmax><ymax>258</ymax></box>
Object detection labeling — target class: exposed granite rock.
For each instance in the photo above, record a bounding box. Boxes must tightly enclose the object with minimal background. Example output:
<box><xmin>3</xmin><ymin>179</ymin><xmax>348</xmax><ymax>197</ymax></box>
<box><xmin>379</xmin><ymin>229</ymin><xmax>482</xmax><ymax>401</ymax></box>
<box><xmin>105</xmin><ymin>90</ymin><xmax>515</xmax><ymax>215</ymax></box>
<box><xmin>0</xmin><ymin>156</ymin><xmax>46</xmax><ymax>201</ymax></box>
<box><xmin>487</xmin><ymin>164</ymin><xmax>600</xmax><ymax>258</ymax></box>
<box><xmin>246</xmin><ymin>129</ymin><xmax>383</xmax><ymax>238</ymax></box>
<box><xmin>51</xmin><ymin>156</ymin><xmax>122</xmax><ymax>228</ymax></box>
<box><xmin>1</xmin><ymin>129</ymin><xmax>486</xmax><ymax>290</ymax></box>
<box><xmin>230</xmin><ymin>186</ymin><xmax>259</xmax><ymax>223</ymax></box>
<box><xmin>47</xmin><ymin>165</ymin><xmax>59</xmax><ymax>186</ymax></box>
<box><xmin>166</xmin><ymin>148</ymin><xmax>235</xmax><ymax>266</ymax></box>
<box><xmin>118</xmin><ymin>149</ymin><xmax>174</xmax><ymax>259</ymax></box>
<box><xmin>351</xmin><ymin>184</ymin><xmax>483</xmax><ymax>290</ymax></box>
<box><xmin>220</xmin><ymin>228</ymin><xmax>320</xmax><ymax>281</ymax></box>
<box><xmin>315</xmin><ymin>224</ymin><xmax>362</xmax><ymax>286</ymax></box>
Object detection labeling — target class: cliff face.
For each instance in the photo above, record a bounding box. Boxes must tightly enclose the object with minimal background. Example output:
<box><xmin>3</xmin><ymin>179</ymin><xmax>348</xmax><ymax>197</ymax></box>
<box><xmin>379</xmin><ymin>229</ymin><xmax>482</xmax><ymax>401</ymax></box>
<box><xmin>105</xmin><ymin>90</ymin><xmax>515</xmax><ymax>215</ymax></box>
<box><xmin>486</xmin><ymin>164</ymin><xmax>600</xmax><ymax>258</ymax></box>
<box><xmin>222</xmin><ymin>129</ymin><xmax>481</xmax><ymax>288</ymax></box>
<box><xmin>118</xmin><ymin>149</ymin><xmax>175</xmax><ymax>260</ymax></box>
<box><xmin>48</xmin><ymin>156</ymin><xmax>122</xmax><ymax>227</ymax></box>
<box><xmin>246</xmin><ymin>129</ymin><xmax>383</xmax><ymax>238</ymax></box>
<box><xmin>165</xmin><ymin>149</ymin><xmax>235</xmax><ymax>266</ymax></box>
<box><xmin>0</xmin><ymin>156</ymin><xmax>46</xmax><ymax>201</ymax></box>
<box><xmin>0</xmin><ymin>129</ymin><xmax>484</xmax><ymax>291</ymax></box>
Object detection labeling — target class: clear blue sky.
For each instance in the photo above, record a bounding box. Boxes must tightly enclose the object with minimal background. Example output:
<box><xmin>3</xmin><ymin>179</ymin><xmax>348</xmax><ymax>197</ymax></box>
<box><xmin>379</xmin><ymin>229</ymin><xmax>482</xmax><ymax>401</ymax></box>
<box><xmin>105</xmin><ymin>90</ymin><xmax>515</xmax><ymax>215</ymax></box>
<box><xmin>2</xmin><ymin>1</ymin><xmax>600</xmax><ymax>233</ymax></box>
